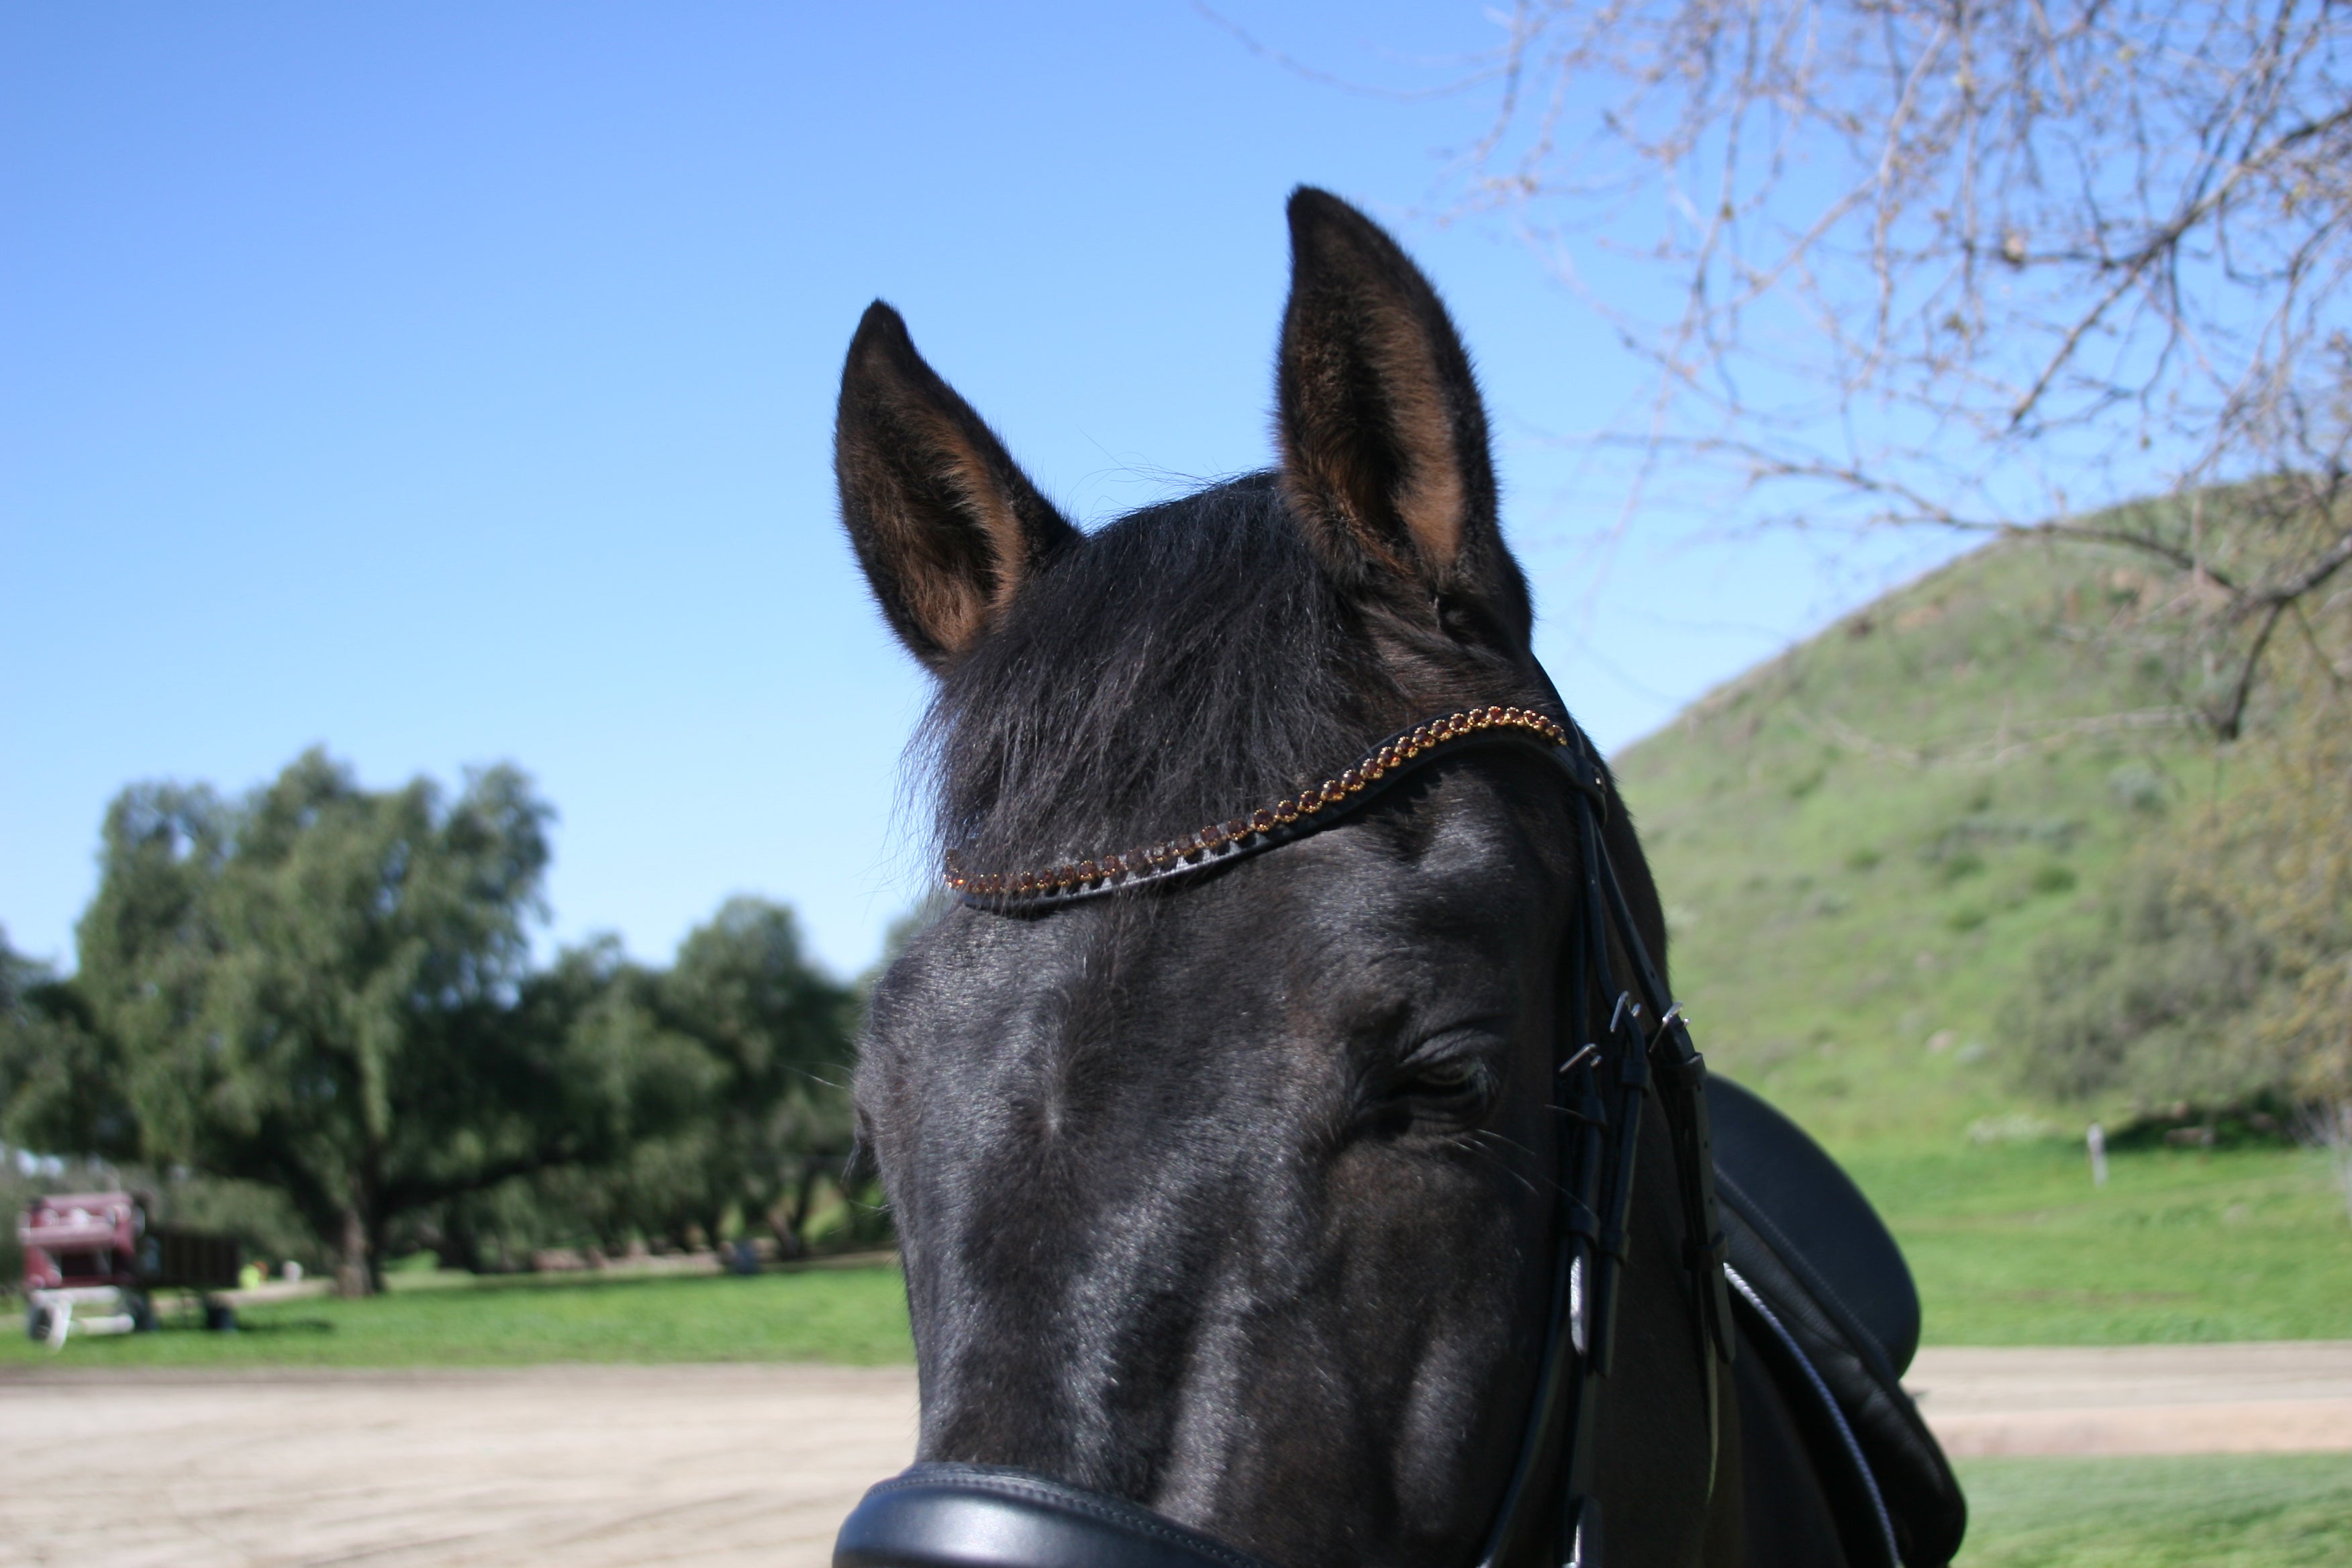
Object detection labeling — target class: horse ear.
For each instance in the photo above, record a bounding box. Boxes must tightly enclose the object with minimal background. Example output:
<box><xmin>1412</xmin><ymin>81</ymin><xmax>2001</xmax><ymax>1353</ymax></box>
<box><xmin>1275</xmin><ymin>189</ymin><xmax>1530</xmax><ymax>644</ymax></box>
<box><xmin>836</xmin><ymin>302</ymin><xmax>1079</xmax><ymax>672</ymax></box>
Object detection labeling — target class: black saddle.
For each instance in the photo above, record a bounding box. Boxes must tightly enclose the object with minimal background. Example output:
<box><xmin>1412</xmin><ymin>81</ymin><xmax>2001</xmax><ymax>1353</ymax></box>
<box><xmin>1709</xmin><ymin>1077</ymin><xmax>1966</xmax><ymax>1568</ymax></box>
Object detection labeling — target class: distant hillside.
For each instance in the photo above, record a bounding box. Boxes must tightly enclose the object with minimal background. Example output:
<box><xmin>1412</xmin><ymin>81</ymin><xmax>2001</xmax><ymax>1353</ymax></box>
<box><xmin>1613</xmin><ymin>533</ymin><xmax>2219</xmax><ymax>1152</ymax></box>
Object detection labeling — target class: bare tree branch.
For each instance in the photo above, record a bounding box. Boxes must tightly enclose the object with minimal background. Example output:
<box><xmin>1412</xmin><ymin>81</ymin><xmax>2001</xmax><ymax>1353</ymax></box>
<box><xmin>1413</xmin><ymin>0</ymin><xmax>2352</xmax><ymax>736</ymax></box>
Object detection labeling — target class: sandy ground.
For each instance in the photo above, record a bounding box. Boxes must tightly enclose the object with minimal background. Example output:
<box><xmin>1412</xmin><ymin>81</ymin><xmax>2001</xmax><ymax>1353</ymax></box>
<box><xmin>0</xmin><ymin>1364</ymin><xmax>918</xmax><ymax>1568</ymax></box>
<box><xmin>1908</xmin><ymin>1340</ymin><xmax>2352</xmax><ymax>1457</ymax></box>
<box><xmin>4</xmin><ymin>1345</ymin><xmax>2349</xmax><ymax>1567</ymax></box>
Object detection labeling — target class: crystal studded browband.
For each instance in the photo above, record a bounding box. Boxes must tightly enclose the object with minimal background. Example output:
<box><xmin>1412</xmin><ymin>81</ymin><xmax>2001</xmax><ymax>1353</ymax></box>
<box><xmin>945</xmin><ymin>705</ymin><xmax>1595</xmax><ymax>910</ymax></box>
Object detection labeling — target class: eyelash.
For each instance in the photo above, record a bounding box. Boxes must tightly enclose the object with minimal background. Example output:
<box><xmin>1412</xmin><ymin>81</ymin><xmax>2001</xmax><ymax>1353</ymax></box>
<box><xmin>1408</xmin><ymin>1058</ymin><xmax>1482</xmax><ymax>1092</ymax></box>
<box><xmin>1389</xmin><ymin>1046</ymin><xmax>1497</xmax><ymax>1114</ymax></box>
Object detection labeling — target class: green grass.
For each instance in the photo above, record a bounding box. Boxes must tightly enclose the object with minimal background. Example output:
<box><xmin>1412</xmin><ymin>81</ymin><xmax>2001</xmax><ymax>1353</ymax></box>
<box><xmin>1955</xmin><ymin>1455</ymin><xmax>2352</xmax><ymax>1566</ymax></box>
<box><xmin>1</xmin><ymin>1263</ymin><xmax>914</xmax><ymax>1369</ymax></box>
<box><xmin>1849</xmin><ymin>1140</ymin><xmax>2352</xmax><ymax>1343</ymax></box>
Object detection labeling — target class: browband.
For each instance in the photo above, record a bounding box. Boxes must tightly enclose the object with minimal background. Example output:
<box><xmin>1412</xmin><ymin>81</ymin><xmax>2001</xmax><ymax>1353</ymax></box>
<box><xmin>946</xmin><ymin>705</ymin><xmax>1598</xmax><ymax>910</ymax></box>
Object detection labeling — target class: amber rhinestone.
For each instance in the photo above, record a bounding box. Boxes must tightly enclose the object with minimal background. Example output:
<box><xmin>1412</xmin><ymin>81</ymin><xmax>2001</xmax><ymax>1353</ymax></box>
<box><xmin>1252</xmin><ymin>807</ymin><xmax>1278</xmax><ymax>832</ymax></box>
<box><xmin>1339</xmin><ymin>769</ymin><xmax>1360</xmax><ymax>791</ymax></box>
<box><xmin>1225</xmin><ymin>818</ymin><xmax>1251</xmax><ymax>842</ymax></box>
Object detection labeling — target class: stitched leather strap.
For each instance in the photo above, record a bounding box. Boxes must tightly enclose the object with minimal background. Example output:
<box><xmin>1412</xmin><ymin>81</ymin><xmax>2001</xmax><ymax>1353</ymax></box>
<box><xmin>836</xmin><ymin>1463</ymin><xmax>1277</xmax><ymax>1568</ymax></box>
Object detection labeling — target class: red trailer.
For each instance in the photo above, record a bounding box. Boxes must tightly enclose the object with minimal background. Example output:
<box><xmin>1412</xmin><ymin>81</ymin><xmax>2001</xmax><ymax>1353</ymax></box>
<box><xmin>19</xmin><ymin>1192</ymin><xmax>242</xmax><ymax>1346</ymax></box>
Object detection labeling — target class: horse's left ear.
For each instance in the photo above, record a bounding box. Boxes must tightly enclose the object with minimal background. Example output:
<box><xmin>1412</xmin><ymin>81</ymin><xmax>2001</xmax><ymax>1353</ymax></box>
<box><xmin>1275</xmin><ymin>188</ymin><xmax>1531</xmax><ymax>646</ymax></box>
<box><xmin>836</xmin><ymin>302</ymin><xmax>1079</xmax><ymax>674</ymax></box>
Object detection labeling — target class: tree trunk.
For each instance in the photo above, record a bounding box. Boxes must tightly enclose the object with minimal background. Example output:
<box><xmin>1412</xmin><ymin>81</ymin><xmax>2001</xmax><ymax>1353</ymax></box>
<box><xmin>772</xmin><ymin>1163</ymin><xmax>826</xmax><ymax>1260</ymax></box>
<box><xmin>335</xmin><ymin>1205</ymin><xmax>373</xmax><ymax>1297</ymax></box>
<box><xmin>364</xmin><ymin>1206</ymin><xmax>389</xmax><ymax>1295</ymax></box>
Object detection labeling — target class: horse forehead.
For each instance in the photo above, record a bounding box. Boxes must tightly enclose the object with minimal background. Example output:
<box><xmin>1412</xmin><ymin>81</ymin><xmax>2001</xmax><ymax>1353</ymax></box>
<box><xmin>941</xmin><ymin>765</ymin><xmax>1557</xmax><ymax>1024</ymax></box>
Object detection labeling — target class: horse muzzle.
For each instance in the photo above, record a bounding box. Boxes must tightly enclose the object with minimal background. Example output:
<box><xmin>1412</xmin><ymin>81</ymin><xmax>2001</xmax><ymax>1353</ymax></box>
<box><xmin>834</xmin><ymin>1464</ymin><xmax>1276</xmax><ymax>1568</ymax></box>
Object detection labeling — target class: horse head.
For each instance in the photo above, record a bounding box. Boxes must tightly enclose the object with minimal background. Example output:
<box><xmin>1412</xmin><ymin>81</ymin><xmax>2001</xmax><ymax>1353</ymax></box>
<box><xmin>835</xmin><ymin>189</ymin><xmax>1728</xmax><ymax>1568</ymax></box>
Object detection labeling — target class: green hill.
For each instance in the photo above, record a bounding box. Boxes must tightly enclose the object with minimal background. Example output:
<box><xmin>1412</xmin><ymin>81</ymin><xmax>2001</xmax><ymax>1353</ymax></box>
<box><xmin>1616</xmin><ymin>532</ymin><xmax>2204</xmax><ymax>1148</ymax></box>
<box><xmin>1612</xmin><ymin>530</ymin><xmax>2352</xmax><ymax>1343</ymax></box>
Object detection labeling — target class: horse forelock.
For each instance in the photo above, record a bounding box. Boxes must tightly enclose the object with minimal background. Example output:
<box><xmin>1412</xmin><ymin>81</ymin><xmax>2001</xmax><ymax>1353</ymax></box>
<box><xmin>916</xmin><ymin>471</ymin><xmax>1537</xmax><ymax>883</ymax></box>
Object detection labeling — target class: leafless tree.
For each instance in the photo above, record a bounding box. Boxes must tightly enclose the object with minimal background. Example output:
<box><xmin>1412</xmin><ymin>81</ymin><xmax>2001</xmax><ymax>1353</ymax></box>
<box><xmin>1400</xmin><ymin>0</ymin><xmax>2352</xmax><ymax>736</ymax></box>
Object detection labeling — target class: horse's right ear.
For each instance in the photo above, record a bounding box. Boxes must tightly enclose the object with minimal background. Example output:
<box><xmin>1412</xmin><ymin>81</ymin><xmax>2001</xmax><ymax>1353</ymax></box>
<box><xmin>836</xmin><ymin>303</ymin><xmax>1077</xmax><ymax>673</ymax></box>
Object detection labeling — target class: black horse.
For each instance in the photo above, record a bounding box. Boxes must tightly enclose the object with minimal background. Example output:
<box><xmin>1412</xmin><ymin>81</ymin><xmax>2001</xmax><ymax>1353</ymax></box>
<box><xmin>830</xmin><ymin>189</ymin><xmax>1963</xmax><ymax>1568</ymax></box>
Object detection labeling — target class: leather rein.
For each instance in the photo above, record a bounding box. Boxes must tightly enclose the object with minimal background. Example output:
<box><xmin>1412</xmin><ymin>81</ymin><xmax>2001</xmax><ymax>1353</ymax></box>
<box><xmin>838</xmin><ymin>705</ymin><xmax>1736</xmax><ymax>1568</ymax></box>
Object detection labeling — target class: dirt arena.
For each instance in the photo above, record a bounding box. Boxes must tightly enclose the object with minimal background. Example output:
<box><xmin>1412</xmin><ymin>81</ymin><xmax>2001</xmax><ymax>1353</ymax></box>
<box><xmin>6</xmin><ymin>1344</ymin><xmax>2349</xmax><ymax>1568</ymax></box>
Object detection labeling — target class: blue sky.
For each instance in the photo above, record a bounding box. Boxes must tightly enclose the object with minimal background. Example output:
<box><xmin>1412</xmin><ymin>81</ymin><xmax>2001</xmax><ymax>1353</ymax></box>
<box><xmin>2</xmin><ymin>3</ymin><xmax>1965</xmax><ymax>979</ymax></box>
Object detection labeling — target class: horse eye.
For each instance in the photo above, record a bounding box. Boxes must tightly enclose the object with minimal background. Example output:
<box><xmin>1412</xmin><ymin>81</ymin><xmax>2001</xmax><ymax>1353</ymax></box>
<box><xmin>1395</xmin><ymin>1055</ymin><xmax>1493</xmax><ymax>1110</ymax></box>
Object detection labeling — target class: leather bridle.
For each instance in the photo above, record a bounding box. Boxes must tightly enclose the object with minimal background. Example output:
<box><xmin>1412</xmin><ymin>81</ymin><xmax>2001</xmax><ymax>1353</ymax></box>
<box><xmin>838</xmin><ymin>705</ymin><xmax>1736</xmax><ymax>1568</ymax></box>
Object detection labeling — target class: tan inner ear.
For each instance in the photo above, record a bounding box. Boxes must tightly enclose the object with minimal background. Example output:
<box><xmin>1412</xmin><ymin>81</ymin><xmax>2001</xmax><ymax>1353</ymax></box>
<box><xmin>881</xmin><ymin>408</ymin><xmax>1038</xmax><ymax>660</ymax></box>
<box><xmin>1369</xmin><ymin>309</ymin><xmax>1465</xmax><ymax>574</ymax></box>
<box><xmin>928</xmin><ymin>421</ymin><xmax>1036</xmax><ymax>617</ymax></box>
<box><xmin>901</xmin><ymin>541</ymin><xmax>988</xmax><ymax>659</ymax></box>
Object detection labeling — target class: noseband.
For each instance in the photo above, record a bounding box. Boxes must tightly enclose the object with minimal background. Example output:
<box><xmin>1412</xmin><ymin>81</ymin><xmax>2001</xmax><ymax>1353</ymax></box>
<box><xmin>840</xmin><ymin>704</ymin><xmax>1736</xmax><ymax>1568</ymax></box>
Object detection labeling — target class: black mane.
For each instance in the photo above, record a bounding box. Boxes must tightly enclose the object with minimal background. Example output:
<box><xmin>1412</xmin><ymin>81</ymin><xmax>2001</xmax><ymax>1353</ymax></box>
<box><xmin>919</xmin><ymin>473</ymin><xmax>1455</xmax><ymax>880</ymax></box>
